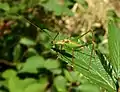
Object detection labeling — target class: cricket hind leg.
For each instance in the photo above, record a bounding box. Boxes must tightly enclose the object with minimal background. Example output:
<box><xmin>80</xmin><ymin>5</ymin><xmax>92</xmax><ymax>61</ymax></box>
<box><xmin>88</xmin><ymin>29</ymin><xmax>95</xmax><ymax>72</ymax></box>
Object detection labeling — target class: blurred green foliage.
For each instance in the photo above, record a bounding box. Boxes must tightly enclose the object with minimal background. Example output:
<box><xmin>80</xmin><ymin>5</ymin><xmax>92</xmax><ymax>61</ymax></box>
<box><xmin>0</xmin><ymin>0</ymin><xmax>120</xmax><ymax>92</ymax></box>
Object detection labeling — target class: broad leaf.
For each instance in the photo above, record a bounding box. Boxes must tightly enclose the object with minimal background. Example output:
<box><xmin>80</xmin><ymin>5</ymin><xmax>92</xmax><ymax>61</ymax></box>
<box><xmin>2</xmin><ymin>69</ymin><xmax>16</xmax><ymax>79</ymax></box>
<box><xmin>64</xmin><ymin>69</ymin><xmax>81</xmax><ymax>83</ymax></box>
<box><xmin>108</xmin><ymin>21</ymin><xmax>120</xmax><ymax>77</ymax></box>
<box><xmin>79</xmin><ymin>83</ymin><xmax>100</xmax><ymax>92</ymax></box>
<box><xmin>54</xmin><ymin>76</ymin><xmax>67</xmax><ymax>92</ymax></box>
<box><xmin>8</xmin><ymin>77</ymin><xmax>23</xmax><ymax>92</ymax></box>
<box><xmin>20</xmin><ymin>37</ymin><xmax>36</xmax><ymax>46</ymax></box>
<box><xmin>19</xmin><ymin>56</ymin><xmax>44</xmax><ymax>73</ymax></box>
<box><xmin>61</xmin><ymin>44</ymin><xmax>115</xmax><ymax>92</ymax></box>
<box><xmin>64</xmin><ymin>69</ymin><xmax>74</xmax><ymax>82</ymax></box>
<box><xmin>24</xmin><ymin>77</ymin><xmax>48</xmax><ymax>92</ymax></box>
<box><xmin>44</xmin><ymin>59</ymin><xmax>60</xmax><ymax>70</ymax></box>
<box><xmin>8</xmin><ymin>77</ymin><xmax>37</xmax><ymax>92</ymax></box>
<box><xmin>0</xmin><ymin>3</ymin><xmax>10</xmax><ymax>11</ymax></box>
<box><xmin>26</xmin><ymin>48</ymin><xmax>39</xmax><ymax>57</ymax></box>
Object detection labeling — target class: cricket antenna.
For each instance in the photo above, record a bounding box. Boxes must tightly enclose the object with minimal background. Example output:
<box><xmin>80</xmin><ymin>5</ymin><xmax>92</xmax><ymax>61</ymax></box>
<box><xmin>15</xmin><ymin>13</ymin><xmax>53</xmax><ymax>39</ymax></box>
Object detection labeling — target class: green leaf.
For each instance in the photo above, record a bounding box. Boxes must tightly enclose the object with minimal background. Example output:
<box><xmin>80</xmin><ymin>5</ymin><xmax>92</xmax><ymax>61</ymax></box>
<box><xmin>26</xmin><ymin>48</ymin><xmax>39</xmax><ymax>57</ymax></box>
<box><xmin>37</xmin><ymin>77</ymin><xmax>48</xmax><ymax>91</ymax></box>
<box><xmin>51</xmin><ymin>69</ymin><xmax>62</xmax><ymax>74</ymax></box>
<box><xmin>44</xmin><ymin>59</ymin><xmax>60</xmax><ymax>70</ymax></box>
<box><xmin>24</xmin><ymin>77</ymin><xmax>48</xmax><ymax>92</ymax></box>
<box><xmin>108</xmin><ymin>21</ymin><xmax>120</xmax><ymax>77</ymax></box>
<box><xmin>22</xmin><ymin>0</ymin><xmax>40</xmax><ymax>7</ymax></box>
<box><xmin>61</xmin><ymin>44</ymin><xmax>115</xmax><ymax>91</ymax></box>
<box><xmin>19</xmin><ymin>56</ymin><xmax>44</xmax><ymax>73</ymax></box>
<box><xmin>24</xmin><ymin>83</ymin><xmax>42</xmax><ymax>92</ymax></box>
<box><xmin>64</xmin><ymin>69</ymin><xmax>73</xmax><ymax>82</ymax></box>
<box><xmin>54</xmin><ymin>76</ymin><xmax>67</xmax><ymax>92</ymax></box>
<box><xmin>8</xmin><ymin>77</ymin><xmax>23</xmax><ymax>92</ymax></box>
<box><xmin>41</xmin><ymin>0</ymin><xmax>73</xmax><ymax>16</ymax></box>
<box><xmin>69</xmin><ymin>71</ymin><xmax>80</xmax><ymax>82</ymax></box>
<box><xmin>2</xmin><ymin>69</ymin><xmax>16</xmax><ymax>79</ymax></box>
<box><xmin>0</xmin><ymin>90</ymin><xmax>6</xmax><ymax>92</ymax></box>
<box><xmin>20</xmin><ymin>37</ymin><xmax>36</xmax><ymax>46</ymax></box>
<box><xmin>13</xmin><ymin>44</ymin><xmax>21</xmax><ymax>62</ymax></box>
<box><xmin>0</xmin><ymin>80</ymin><xmax>8</xmax><ymax>88</ymax></box>
<box><xmin>79</xmin><ymin>84</ymin><xmax>100</xmax><ymax>92</ymax></box>
<box><xmin>21</xmin><ymin>78</ymin><xmax>37</xmax><ymax>88</ymax></box>
<box><xmin>0</xmin><ymin>3</ymin><xmax>10</xmax><ymax>11</ymax></box>
<box><xmin>8</xmin><ymin>77</ymin><xmax>37</xmax><ymax>92</ymax></box>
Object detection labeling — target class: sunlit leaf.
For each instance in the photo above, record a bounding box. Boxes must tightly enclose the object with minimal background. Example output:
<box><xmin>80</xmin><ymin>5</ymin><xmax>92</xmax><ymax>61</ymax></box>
<box><xmin>20</xmin><ymin>37</ymin><xmax>36</xmax><ymax>46</ymax></box>
<box><xmin>51</xmin><ymin>69</ymin><xmax>62</xmax><ymax>74</ymax></box>
<box><xmin>64</xmin><ymin>69</ymin><xmax>73</xmax><ymax>82</ymax></box>
<box><xmin>54</xmin><ymin>76</ymin><xmax>67</xmax><ymax>92</ymax></box>
<box><xmin>61</xmin><ymin>43</ymin><xmax>115</xmax><ymax>91</ymax></box>
<box><xmin>8</xmin><ymin>77</ymin><xmax>23</xmax><ymax>92</ymax></box>
<box><xmin>8</xmin><ymin>77</ymin><xmax>37</xmax><ymax>92</ymax></box>
<box><xmin>24</xmin><ymin>77</ymin><xmax>48</xmax><ymax>92</ymax></box>
<box><xmin>2</xmin><ymin>69</ymin><xmax>16</xmax><ymax>79</ymax></box>
<box><xmin>108</xmin><ymin>21</ymin><xmax>120</xmax><ymax>77</ymax></box>
<box><xmin>79</xmin><ymin>84</ymin><xmax>100</xmax><ymax>92</ymax></box>
<box><xmin>19</xmin><ymin>56</ymin><xmax>44</xmax><ymax>73</ymax></box>
<box><xmin>44</xmin><ymin>59</ymin><xmax>60</xmax><ymax>70</ymax></box>
<box><xmin>0</xmin><ymin>3</ymin><xmax>10</xmax><ymax>11</ymax></box>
